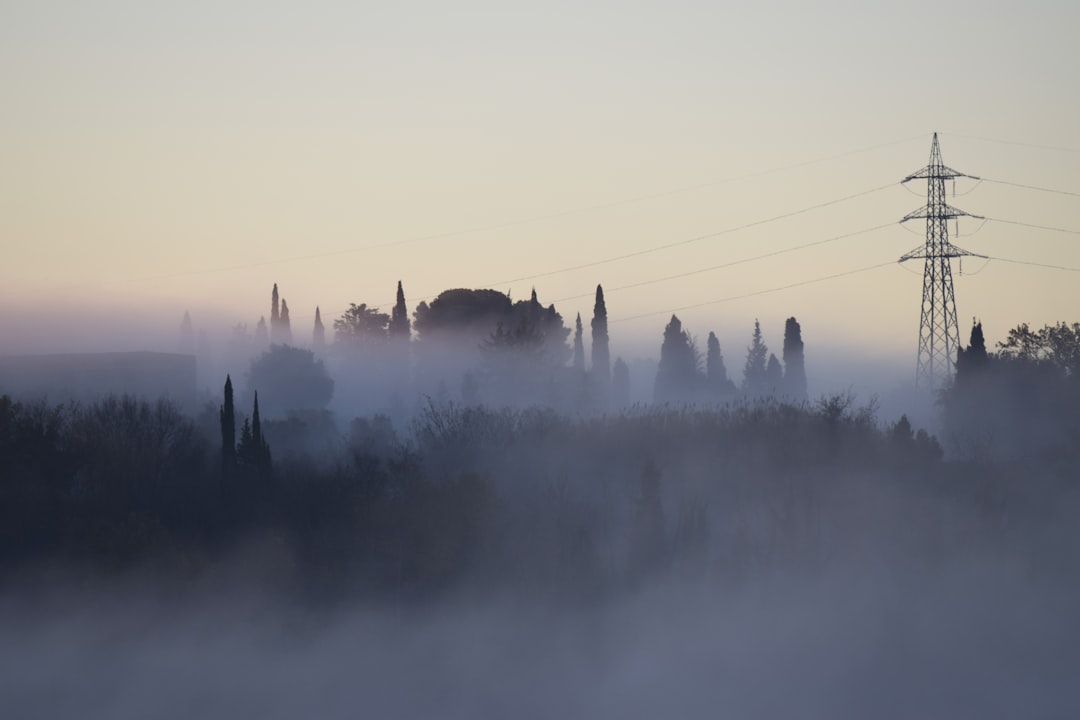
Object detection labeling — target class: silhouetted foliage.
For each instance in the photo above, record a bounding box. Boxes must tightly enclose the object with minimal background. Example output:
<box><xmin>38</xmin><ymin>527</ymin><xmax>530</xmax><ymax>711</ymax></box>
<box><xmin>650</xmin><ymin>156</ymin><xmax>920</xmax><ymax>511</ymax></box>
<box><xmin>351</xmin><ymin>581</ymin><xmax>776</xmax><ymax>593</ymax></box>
<box><xmin>781</xmin><ymin>316</ymin><xmax>807</xmax><ymax>400</ymax></box>
<box><xmin>389</xmin><ymin>280</ymin><xmax>411</xmax><ymax>342</ymax></box>
<box><xmin>334</xmin><ymin>303</ymin><xmax>391</xmax><ymax>349</ymax></box>
<box><xmin>705</xmin><ymin>331</ymin><xmax>736</xmax><ymax>399</ymax></box>
<box><xmin>220</xmin><ymin>375</ymin><xmax>235</xmax><ymax>475</ymax></box>
<box><xmin>254</xmin><ymin>316</ymin><xmax>269</xmax><ymax>351</ymax></box>
<box><xmin>573</xmin><ymin>313</ymin><xmax>585</xmax><ymax>374</ymax></box>
<box><xmin>654</xmin><ymin>315</ymin><xmax>701</xmax><ymax>404</ymax></box>
<box><xmin>742</xmin><ymin>319</ymin><xmax>769</xmax><ymax>395</ymax></box>
<box><xmin>765</xmin><ymin>353</ymin><xmax>783</xmax><ymax>390</ymax></box>
<box><xmin>279</xmin><ymin>299</ymin><xmax>293</xmax><ymax>345</ymax></box>
<box><xmin>591</xmin><ymin>285</ymin><xmax>611</xmax><ymax>385</ymax></box>
<box><xmin>247</xmin><ymin>345</ymin><xmax>334</xmax><ymax>418</ymax></box>
<box><xmin>944</xmin><ymin>321</ymin><xmax>1080</xmax><ymax>461</ymax></box>
<box><xmin>313</xmin><ymin>306</ymin><xmax>326</xmax><ymax>351</ymax></box>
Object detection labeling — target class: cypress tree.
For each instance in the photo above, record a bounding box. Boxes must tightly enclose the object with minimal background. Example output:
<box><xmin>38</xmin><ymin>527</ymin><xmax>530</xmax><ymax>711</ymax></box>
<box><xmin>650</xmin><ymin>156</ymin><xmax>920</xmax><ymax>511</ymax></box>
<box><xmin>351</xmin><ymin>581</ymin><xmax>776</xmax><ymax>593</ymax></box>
<box><xmin>313</xmin><ymin>307</ymin><xmax>326</xmax><ymax>350</ymax></box>
<box><xmin>573</xmin><ymin>313</ymin><xmax>585</xmax><ymax>373</ymax></box>
<box><xmin>219</xmin><ymin>374</ymin><xmax>235</xmax><ymax>474</ymax></box>
<box><xmin>781</xmin><ymin>317</ymin><xmax>807</xmax><ymax>400</ymax></box>
<box><xmin>766</xmin><ymin>353</ymin><xmax>783</xmax><ymax>390</ymax></box>
<box><xmin>279</xmin><ymin>299</ymin><xmax>293</xmax><ymax>345</ymax></box>
<box><xmin>591</xmin><ymin>284</ymin><xmax>610</xmax><ymax>385</ymax></box>
<box><xmin>270</xmin><ymin>284</ymin><xmax>280</xmax><ymax>342</ymax></box>
<box><xmin>706</xmin><ymin>331</ymin><xmax>735</xmax><ymax>397</ymax></box>
<box><xmin>389</xmin><ymin>280</ymin><xmax>411</xmax><ymax>341</ymax></box>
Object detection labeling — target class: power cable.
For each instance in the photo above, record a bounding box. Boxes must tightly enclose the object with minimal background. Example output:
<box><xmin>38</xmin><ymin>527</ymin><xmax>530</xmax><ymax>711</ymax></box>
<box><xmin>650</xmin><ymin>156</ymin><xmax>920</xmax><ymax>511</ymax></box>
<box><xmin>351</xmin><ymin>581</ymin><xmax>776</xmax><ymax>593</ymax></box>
<box><xmin>552</xmin><ymin>223</ymin><xmax>893</xmax><ymax>303</ymax></box>
<box><xmin>611</xmin><ymin>261</ymin><xmax>895</xmax><ymax>324</ymax></box>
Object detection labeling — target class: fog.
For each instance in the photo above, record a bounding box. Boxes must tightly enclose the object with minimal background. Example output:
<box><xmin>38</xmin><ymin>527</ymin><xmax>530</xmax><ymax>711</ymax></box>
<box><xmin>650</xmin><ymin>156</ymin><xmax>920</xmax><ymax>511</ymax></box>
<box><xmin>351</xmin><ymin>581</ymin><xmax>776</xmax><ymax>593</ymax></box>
<box><xmin>2</xmin><ymin>292</ymin><xmax>1078</xmax><ymax>717</ymax></box>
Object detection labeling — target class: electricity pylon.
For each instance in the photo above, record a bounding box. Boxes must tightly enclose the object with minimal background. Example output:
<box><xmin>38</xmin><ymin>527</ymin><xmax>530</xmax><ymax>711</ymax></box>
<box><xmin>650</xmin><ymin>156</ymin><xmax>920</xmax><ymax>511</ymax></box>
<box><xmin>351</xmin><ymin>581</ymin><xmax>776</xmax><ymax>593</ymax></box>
<box><xmin>900</xmin><ymin>133</ymin><xmax>985</xmax><ymax>391</ymax></box>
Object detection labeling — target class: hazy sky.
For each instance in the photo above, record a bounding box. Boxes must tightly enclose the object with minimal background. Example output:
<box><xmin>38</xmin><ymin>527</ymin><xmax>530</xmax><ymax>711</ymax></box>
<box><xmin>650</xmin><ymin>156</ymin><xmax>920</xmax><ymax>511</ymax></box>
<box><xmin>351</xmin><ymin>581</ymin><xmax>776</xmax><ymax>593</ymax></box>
<box><xmin>2</xmin><ymin>0</ymin><xmax>1078</xmax><ymax>362</ymax></box>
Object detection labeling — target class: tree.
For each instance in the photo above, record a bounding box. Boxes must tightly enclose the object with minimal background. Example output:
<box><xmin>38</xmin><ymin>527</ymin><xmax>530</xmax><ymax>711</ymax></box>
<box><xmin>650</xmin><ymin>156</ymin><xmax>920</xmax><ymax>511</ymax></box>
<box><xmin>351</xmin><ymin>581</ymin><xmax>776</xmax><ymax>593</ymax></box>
<box><xmin>573</xmin><ymin>313</ymin><xmax>585</xmax><ymax>374</ymax></box>
<box><xmin>334</xmin><ymin>303</ymin><xmax>390</xmax><ymax>348</ymax></box>
<box><xmin>591</xmin><ymin>285</ymin><xmax>610</xmax><ymax>385</ymax></box>
<box><xmin>612</xmin><ymin>357</ymin><xmax>630</xmax><ymax>407</ymax></box>
<box><xmin>705</xmin><ymin>331</ymin><xmax>736</xmax><ymax>398</ymax></box>
<box><xmin>279</xmin><ymin>299</ymin><xmax>293</xmax><ymax>345</ymax></box>
<box><xmin>237</xmin><ymin>391</ymin><xmax>271</xmax><ymax>472</ymax></box>
<box><xmin>781</xmin><ymin>317</ymin><xmax>807</xmax><ymax>400</ymax></box>
<box><xmin>247</xmin><ymin>345</ymin><xmax>334</xmax><ymax>418</ymax></box>
<box><xmin>742</xmin><ymin>319</ymin><xmax>769</xmax><ymax>395</ymax></box>
<box><xmin>654</xmin><ymin>315</ymin><xmax>701</xmax><ymax>404</ymax></box>
<box><xmin>389</xmin><ymin>281</ymin><xmax>411</xmax><ymax>342</ymax></box>
<box><xmin>313</xmin><ymin>307</ymin><xmax>326</xmax><ymax>351</ymax></box>
<box><xmin>270</xmin><ymin>284</ymin><xmax>281</xmax><ymax>343</ymax></box>
<box><xmin>765</xmin><ymin>353</ymin><xmax>783</xmax><ymax>390</ymax></box>
<box><xmin>219</xmin><ymin>375</ymin><xmax>236</xmax><ymax>475</ymax></box>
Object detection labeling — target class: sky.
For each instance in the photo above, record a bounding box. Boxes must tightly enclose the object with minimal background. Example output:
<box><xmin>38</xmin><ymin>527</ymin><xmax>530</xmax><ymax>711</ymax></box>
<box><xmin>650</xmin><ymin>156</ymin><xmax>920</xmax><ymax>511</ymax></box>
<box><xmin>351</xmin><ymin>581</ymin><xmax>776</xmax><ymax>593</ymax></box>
<box><xmin>1</xmin><ymin>0</ymin><xmax>1078</xmax><ymax>370</ymax></box>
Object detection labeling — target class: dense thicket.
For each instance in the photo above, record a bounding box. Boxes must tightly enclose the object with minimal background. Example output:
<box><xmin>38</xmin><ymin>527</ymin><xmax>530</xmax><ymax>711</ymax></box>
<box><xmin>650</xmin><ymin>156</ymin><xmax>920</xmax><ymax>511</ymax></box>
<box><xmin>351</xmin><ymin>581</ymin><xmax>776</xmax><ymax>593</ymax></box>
<box><xmin>4</xmin><ymin>387</ymin><xmax>1071</xmax><ymax>605</ymax></box>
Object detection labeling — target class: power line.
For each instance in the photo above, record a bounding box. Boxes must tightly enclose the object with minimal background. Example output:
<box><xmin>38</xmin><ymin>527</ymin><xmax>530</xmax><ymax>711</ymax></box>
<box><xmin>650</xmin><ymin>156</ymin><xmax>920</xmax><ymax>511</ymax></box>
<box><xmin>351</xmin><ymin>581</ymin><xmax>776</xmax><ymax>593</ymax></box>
<box><xmin>553</xmin><ymin>223</ymin><xmax>893</xmax><ymax>303</ymax></box>
<box><xmin>987</xmin><ymin>256</ymin><xmax>1080</xmax><ymax>272</ymax></box>
<box><xmin>611</xmin><ymin>261</ymin><xmax>895</xmax><ymax>324</ymax></box>
<box><xmin>982</xmin><ymin>178</ymin><xmax>1080</xmax><ymax>198</ymax></box>
<box><xmin>986</xmin><ymin>217</ymin><xmax>1080</xmax><ymax>235</ymax></box>
<box><xmin>486</xmin><ymin>182</ymin><xmax>897</xmax><ymax>288</ymax></box>
<box><xmin>107</xmin><ymin>135</ymin><xmax>924</xmax><ymax>288</ymax></box>
<box><xmin>941</xmin><ymin>132</ymin><xmax>1080</xmax><ymax>155</ymax></box>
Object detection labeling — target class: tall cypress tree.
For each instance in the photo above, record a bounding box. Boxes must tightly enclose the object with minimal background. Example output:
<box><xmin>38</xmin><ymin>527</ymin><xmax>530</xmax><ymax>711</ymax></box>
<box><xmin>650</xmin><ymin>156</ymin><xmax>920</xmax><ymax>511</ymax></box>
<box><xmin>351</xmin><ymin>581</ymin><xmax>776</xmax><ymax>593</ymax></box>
<box><xmin>766</xmin><ymin>353</ymin><xmax>783</xmax><ymax>390</ymax></box>
<box><xmin>179</xmin><ymin>311</ymin><xmax>195</xmax><ymax>355</ymax></box>
<box><xmin>254</xmin><ymin>316</ymin><xmax>269</xmax><ymax>350</ymax></box>
<box><xmin>270</xmin><ymin>284</ymin><xmax>280</xmax><ymax>343</ymax></box>
<box><xmin>313</xmin><ymin>307</ymin><xmax>325</xmax><ymax>350</ymax></box>
<box><xmin>573</xmin><ymin>313</ymin><xmax>585</xmax><ymax>373</ymax></box>
<box><xmin>591</xmin><ymin>284</ymin><xmax>610</xmax><ymax>385</ymax></box>
<box><xmin>706</xmin><ymin>331</ymin><xmax>735</xmax><ymax>397</ymax></box>
<box><xmin>781</xmin><ymin>316</ymin><xmax>807</xmax><ymax>400</ymax></box>
<box><xmin>219</xmin><ymin>375</ymin><xmax>235</xmax><ymax>474</ymax></box>
<box><xmin>279</xmin><ymin>299</ymin><xmax>293</xmax><ymax>345</ymax></box>
<box><xmin>389</xmin><ymin>280</ymin><xmax>411</xmax><ymax>341</ymax></box>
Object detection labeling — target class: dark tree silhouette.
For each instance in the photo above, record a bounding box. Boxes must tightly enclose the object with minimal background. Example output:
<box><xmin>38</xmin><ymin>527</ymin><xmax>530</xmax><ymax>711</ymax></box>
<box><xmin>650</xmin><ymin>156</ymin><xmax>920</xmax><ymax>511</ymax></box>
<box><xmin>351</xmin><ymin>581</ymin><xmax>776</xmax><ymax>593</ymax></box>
<box><xmin>219</xmin><ymin>375</ymin><xmax>235</xmax><ymax>475</ymax></box>
<box><xmin>654</xmin><ymin>315</ymin><xmax>701</xmax><ymax>404</ymax></box>
<box><xmin>781</xmin><ymin>317</ymin><xmax>807</xmax><ymax>400</ymax></box>
<box><xmin>706</xmin><ymin>331</ymin><xmax>736</xmax><ymax>398</ymax></box>
<box><xmin>334</xmin><ymin>304</ymin><xmax>390</xmax><ymax>348</ymax></box>
<box><xmin>591</xmin><ymin>285</ymin><xmax>611</xmax><ymax>385</ymax></box>
<box><xmin>612</xmin><ymin>357</ymin><xmax>630</xmax><ymax>407</ymax></box>
<box><xmin>237</xmin><ymin>391</ymin><xmax>271</xmax><ymax>472</ymax></box>
<box><xmin>389</xmin><ymin>281</ymin><xmax>411</xmax><ymax>342</ymax></box>
<box><xmin>279</xmin><ymin>299</ymin><xmax>293</xmax><ymax>345</ymax></box>
<box><xmin>270</xmin><ymin>283</ymin><xmax>281</xmax><ymax>343</ymax></box>
<box><xmin>413</xmin><ymin>289</ymin><xmax>513</xmax><ymax>341</ymax></box>
<box><xmin>766</xmin><ymin>353</ymin><xmax>783</xmax><ymax>390</ymax></box>
<box><xmin>742</xmin><ymin>319</ymin><xmax>769</xmax><ymax>395</ymax></box>
<box><xmin>313</xmin><ymin>307</ymin><xmax>326</xmax><ymax>350</ymax></box>
<box><xmin>573</xmin><ymin>313</ymin><xmax>585</xmax><ymax>374</ymax></box>
<box><xmin>247</xmin><ymin>345</ymin><xmax>334</xmax><ymax>418</ymax></box>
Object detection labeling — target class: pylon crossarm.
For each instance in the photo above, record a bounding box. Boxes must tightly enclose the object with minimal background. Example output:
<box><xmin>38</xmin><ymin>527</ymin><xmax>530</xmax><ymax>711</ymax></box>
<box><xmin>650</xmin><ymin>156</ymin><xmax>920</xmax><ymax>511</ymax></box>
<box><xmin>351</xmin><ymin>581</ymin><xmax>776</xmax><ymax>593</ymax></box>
<box><xmin>900</xmin><ymin>205</ymin><xmax>984</xmax><ymax>223</ymax></box>
<box><xmin>902</xmin><ymin>166</ymin><xmax>979</xmax><ymax>183</ymax></box>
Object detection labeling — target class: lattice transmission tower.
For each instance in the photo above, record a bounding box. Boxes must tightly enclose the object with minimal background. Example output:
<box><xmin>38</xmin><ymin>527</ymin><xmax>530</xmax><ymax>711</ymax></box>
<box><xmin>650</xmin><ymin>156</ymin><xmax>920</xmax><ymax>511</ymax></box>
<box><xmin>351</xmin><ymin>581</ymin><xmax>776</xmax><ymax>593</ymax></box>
<box><xmin>900</xmin><ymin>133</ymin><xmax>985</xmax><ymax>391</ymax></box>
